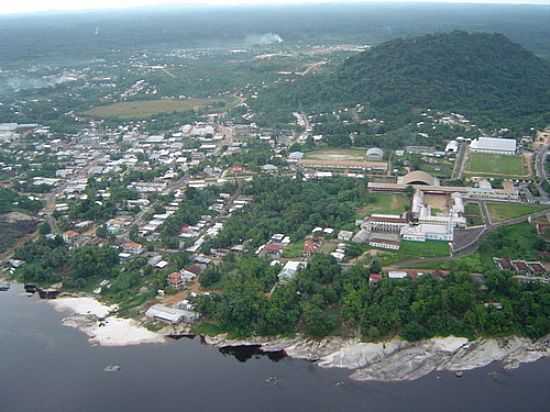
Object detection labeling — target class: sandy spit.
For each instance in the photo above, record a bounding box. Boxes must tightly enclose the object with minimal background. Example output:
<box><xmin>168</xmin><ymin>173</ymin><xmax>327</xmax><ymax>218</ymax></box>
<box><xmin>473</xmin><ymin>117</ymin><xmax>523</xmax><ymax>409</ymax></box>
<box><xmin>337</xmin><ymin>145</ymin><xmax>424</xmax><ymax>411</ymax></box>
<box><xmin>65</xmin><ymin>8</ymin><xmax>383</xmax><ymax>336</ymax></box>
<box><xmin>48</xmin><ymin>297</ymin><xmax>165</xmax><ymax>347</ymax></box>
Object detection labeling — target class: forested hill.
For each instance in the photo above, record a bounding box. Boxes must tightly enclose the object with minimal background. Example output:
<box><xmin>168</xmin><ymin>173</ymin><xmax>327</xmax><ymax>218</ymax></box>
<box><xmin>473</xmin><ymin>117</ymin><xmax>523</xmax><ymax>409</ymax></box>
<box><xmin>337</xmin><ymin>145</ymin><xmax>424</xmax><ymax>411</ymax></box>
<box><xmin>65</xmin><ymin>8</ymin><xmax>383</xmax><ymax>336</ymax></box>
<box><xmin>338</xmin><ymin>31</ymin><xmax>550</xmax><ymax>126</ymax></box>
<box><xmin>255</xmin><ymin>31</ymin><xmax>550</xmax><ymax>131</ymax></box>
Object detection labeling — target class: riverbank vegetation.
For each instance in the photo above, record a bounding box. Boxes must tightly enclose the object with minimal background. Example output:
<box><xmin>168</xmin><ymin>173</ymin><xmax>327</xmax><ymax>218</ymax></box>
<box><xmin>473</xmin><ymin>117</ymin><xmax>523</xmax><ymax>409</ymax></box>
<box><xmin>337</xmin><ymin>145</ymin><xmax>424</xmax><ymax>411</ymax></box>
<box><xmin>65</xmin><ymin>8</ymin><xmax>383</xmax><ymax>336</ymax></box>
<box><xmin>196</xmin><ymin>252</ymin><xmax>550</xmax><ymax>341</ymax></box>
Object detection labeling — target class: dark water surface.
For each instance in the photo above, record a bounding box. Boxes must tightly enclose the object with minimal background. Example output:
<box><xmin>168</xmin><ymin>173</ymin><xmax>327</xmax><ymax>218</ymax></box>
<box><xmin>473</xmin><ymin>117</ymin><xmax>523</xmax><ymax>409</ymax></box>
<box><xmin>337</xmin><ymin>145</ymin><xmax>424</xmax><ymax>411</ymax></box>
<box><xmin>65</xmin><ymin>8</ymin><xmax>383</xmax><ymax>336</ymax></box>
<box><xmin>1</xmin><ymin>284</ymin><xmax>549</xmax><ymax>412</ymax></box>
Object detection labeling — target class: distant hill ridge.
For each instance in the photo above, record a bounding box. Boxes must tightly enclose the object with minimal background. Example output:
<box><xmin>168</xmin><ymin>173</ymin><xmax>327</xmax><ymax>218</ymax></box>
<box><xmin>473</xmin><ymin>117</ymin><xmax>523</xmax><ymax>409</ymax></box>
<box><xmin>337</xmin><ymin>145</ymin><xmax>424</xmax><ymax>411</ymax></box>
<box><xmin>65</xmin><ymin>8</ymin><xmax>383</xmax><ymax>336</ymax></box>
<box><xmin>255</xmin><ymin>31</ymin><xmax>550</xmax><ymax>131</ymax></box>
<box><xmin>337</xmin><ymin>31</ymin><xmax>550</xmax><ymax>124</ymax></box>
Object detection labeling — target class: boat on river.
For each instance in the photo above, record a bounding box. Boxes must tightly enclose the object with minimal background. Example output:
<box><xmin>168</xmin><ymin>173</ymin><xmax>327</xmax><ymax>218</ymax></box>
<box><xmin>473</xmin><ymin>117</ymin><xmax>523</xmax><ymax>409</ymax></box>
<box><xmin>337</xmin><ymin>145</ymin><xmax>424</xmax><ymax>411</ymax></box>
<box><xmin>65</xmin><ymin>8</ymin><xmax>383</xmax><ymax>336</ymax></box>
<box><xmin>37</xmin><ymin>288</ymin><xmax>60</xmax><ymax>299</ymax></box>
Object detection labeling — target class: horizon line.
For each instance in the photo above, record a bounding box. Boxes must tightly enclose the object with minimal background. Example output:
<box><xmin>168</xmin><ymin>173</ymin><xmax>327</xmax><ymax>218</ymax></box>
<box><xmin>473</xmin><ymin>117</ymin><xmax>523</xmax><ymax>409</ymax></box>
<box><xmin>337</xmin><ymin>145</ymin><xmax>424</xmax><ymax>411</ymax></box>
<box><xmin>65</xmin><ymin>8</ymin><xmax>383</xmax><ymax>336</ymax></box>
<box><xmin>1</xmin><ymin>1</ymin><xmax>550</xmax><ymax>18</ymax></box>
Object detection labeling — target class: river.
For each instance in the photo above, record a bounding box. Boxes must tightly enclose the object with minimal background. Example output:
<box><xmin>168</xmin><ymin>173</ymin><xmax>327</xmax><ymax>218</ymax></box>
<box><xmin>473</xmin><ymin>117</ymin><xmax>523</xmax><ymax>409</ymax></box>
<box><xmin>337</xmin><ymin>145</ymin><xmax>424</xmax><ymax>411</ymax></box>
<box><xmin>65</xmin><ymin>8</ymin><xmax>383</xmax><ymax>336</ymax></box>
<box><xmin>1</xmin><ymin>284</ymin><xmax>549</xmax><ymax>412</ymax></box>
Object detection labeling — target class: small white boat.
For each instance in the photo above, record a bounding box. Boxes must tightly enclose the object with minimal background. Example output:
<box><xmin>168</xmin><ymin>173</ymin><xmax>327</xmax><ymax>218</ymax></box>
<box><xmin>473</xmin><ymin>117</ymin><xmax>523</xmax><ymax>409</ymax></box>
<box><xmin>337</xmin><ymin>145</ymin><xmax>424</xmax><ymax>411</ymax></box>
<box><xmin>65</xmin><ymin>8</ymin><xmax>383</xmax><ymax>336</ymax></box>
<box><xmin>104</xmin><ymin>365</ymin><xmax>121</xmax><ymax>373</ymax></box>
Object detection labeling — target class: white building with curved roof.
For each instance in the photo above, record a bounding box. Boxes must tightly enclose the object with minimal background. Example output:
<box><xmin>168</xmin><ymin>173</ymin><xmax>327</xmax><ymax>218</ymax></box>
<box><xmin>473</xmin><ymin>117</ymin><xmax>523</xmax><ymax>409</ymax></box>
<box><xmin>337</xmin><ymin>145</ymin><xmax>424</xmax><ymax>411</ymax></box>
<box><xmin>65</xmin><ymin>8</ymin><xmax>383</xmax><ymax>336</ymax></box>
<box><xmin>470</xmin><ymin>137</ymin><xmax>517</xmax><ymax>156</ymax></box>
<box><xmin>366</xmin><ymin>147</ymin><xmax>384</xmax><ymax>161</ymax></box>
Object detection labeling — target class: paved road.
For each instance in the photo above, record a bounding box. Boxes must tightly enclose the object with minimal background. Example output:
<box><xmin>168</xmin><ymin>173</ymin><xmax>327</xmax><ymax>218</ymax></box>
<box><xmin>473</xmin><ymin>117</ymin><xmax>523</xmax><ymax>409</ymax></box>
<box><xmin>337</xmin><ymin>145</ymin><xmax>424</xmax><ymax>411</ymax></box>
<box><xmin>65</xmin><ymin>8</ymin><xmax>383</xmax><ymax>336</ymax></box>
<box><xmin>451</xmin><ymin>142</ymin><xmax>467</xmax><ymax>180</ymax></box>
<box><xmin>534</xmin><ymin>144</ymin><xmax>550</xmax><ymax>198</ymax></box>
<box><xmin>452</xmin><ymin>202</ymin><xmax>550</xmax><ymax>255</ymax></box>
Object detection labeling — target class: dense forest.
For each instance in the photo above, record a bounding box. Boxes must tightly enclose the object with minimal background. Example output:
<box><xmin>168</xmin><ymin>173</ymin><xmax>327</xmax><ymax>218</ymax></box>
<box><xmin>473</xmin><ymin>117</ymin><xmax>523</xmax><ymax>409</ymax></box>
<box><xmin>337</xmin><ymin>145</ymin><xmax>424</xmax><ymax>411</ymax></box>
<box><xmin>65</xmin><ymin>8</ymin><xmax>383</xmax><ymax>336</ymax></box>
<box><xmin>195</xmin><ymin>222</ymin><xmax>550</xmax><ymax>340</ymax></box>
<box><xmin>0</xmin><ymin>188</ymin><xmax>42</xmax><ymax>214</ymax></box>
<box><xmin>197</xmin><ymin>252</ymin><xmax>550</xmax><ymax>341</ymax></box>
<box><xmin>206</xmin><ymin>176</ymin><xmax>368</xmax><ymax>250</ymax></box>
<box><xmin>255</xmin><ymin>31</ymin><xmax>550</xmax><ymax>132</ymax></box>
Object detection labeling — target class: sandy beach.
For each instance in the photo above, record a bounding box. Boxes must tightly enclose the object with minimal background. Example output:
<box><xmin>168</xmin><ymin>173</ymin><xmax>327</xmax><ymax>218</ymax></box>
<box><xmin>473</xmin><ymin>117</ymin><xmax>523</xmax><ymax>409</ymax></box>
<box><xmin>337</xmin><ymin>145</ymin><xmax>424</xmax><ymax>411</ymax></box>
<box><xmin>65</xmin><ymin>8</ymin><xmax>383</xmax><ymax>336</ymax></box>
<box><xmin>49</xmin><ymin>297</ymin><xmax>165</xmax><ymax>347</ymax></box>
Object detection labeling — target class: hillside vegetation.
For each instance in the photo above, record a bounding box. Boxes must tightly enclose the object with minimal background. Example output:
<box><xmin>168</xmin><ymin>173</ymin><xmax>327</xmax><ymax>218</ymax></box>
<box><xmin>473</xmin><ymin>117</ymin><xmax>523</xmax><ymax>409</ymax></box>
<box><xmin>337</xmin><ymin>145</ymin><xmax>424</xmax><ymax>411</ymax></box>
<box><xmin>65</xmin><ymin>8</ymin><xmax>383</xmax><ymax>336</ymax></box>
<box><xmin>255</xmin><ymin>31</ymin><xmax>550</xmax><ymax>131</ymax></box>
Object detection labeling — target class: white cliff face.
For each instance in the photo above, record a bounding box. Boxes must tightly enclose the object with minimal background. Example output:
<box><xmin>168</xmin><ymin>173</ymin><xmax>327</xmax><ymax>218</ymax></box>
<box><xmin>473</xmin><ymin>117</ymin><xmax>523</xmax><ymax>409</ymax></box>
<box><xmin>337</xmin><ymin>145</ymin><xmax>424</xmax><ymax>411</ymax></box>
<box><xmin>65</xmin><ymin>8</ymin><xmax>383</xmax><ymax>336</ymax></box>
<box><xmin>205</xmin><ymin>334</ymin><xmax>550</xmax><ymax>382</ymax></box>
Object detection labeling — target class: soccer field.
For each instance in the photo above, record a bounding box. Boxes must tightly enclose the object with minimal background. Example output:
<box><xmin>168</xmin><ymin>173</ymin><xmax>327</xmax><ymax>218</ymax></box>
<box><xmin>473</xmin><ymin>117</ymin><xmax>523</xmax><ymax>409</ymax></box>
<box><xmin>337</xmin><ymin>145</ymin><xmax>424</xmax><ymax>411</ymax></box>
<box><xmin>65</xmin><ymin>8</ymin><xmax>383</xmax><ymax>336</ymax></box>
<box><xmin>465</xmin><ymin>152</ymin><xmax>528</xmax><ymax>177</ymax></box>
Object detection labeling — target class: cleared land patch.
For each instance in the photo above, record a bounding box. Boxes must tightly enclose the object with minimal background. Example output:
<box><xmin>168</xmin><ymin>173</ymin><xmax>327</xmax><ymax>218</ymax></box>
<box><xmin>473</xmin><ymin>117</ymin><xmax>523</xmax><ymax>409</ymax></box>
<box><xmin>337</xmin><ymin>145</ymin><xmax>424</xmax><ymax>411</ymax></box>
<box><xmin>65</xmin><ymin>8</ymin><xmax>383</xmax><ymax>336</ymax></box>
<box><xmin>378</xmin><ymin>240</ymin><xmax>450</xmax><ymax>266</ymax></box>
<box><xmin>83</xmin><ymin>98</ymin><xmax>230</xmax><ymax>119</ymax></box>
<box><xmin>304</xmin><ymin>148</ymin><xmax>367</xmax><ymax>161</ymax></box>
<box><xmin>487</xmin><ymin>202</ymin><xmax>549</xmax><ymax>223</ymax></box>
<box><xmin>357</xmin><ymin>193</ymin><xmax>409</xmax><ymax>217</ymax></box>
<box><xmin>302</xmin><ymin>148</ymin><xmax>387</xmax><ymax>171</ymax></box>
<box><xmin>464</xmin><ymin>203</ymin><xmax>484</xmax><ymax>226</ymax></box>
<box><xmin>465</xmin><ymin>152</ymin><xmax>528</xmax><ymax>178</ymax></box>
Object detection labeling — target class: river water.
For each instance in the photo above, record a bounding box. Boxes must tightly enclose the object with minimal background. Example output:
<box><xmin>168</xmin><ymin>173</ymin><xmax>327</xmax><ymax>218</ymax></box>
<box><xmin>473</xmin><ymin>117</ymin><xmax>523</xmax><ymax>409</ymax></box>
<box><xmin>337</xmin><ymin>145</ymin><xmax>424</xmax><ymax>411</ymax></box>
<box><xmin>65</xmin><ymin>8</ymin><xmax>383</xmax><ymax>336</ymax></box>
<box><xmin>1</xmin><ymin>284</ymin><xmax>549</xmax><ymax>412</ymax></box>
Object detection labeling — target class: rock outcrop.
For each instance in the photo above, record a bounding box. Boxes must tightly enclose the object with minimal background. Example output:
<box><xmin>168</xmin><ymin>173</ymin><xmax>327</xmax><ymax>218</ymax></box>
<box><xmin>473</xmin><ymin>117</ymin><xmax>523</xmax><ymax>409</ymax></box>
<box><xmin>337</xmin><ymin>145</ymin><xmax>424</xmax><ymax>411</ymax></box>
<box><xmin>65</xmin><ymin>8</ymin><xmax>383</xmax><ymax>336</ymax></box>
<box><xmin>205</xmin><ymin>334</ymin><xmax>550</xmax><ymax>382</ymax></box>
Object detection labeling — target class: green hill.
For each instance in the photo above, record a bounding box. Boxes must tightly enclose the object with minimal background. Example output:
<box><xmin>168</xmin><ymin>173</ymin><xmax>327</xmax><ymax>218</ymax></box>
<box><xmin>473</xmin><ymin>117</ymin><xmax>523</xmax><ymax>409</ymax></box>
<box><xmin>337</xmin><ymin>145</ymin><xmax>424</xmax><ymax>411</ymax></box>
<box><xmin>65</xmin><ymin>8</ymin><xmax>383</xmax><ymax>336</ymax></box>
<box><xmin>255</xmin><ymin>31</ymin><xmax>550</xmax><ymax>131</ymax></box>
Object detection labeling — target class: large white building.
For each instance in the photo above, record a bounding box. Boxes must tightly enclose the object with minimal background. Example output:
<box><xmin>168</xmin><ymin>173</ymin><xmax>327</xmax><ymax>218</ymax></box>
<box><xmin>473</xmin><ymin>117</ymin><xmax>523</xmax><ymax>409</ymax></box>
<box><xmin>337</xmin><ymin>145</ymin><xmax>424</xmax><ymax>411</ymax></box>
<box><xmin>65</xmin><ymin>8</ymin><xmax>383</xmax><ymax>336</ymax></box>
<box><xmin>469</xmin><ymin>137</ymin><xmax>517</xmax><ymax>156</ymax></box>
<box><xmin>412</xmin><ymin>190</ymin><xmax>466</xmax><ymax>228</ymax></box>
<box><xmin>401</xmin><ymin>223</ymin><xmax>454</xmax><ymax>242</ymax></box>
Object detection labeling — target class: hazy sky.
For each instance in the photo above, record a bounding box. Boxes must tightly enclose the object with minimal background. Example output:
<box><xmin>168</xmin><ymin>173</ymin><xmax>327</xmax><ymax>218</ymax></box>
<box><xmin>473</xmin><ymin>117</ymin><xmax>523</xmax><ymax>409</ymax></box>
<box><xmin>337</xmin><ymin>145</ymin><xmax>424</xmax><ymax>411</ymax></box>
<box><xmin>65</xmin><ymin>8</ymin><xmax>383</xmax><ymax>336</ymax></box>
<box><xmin>2</xmin><ymin>0</ymin><xmax>550</xmax><ymax>15</ymax></box>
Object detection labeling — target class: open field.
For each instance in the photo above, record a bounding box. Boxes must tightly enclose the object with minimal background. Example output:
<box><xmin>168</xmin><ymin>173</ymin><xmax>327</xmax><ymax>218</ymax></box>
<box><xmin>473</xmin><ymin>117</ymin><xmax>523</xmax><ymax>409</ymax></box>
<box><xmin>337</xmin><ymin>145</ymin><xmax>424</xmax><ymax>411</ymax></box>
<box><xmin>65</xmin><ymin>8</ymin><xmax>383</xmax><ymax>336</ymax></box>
<box><xmin>378</xmin><ymin>240</ymin><xmax>450</xmax><ymax>266</ymax></box>
<box><xmin>302</xmin><ymin>148</ymin><xmax>387</xmax><ymax>171</ymax></box>
<box><xmin>283</xmin><ymin>241</ymin><xmax>305</xmax><ymax>258</ymax></box>
<box><xmin>464</xmin><ymin>152</ymin><xmax>529</xmax><ymax>178</ymax></box>
<box><xmin>487</xmin><ymin>202</ymin><xmax>549</xmax><ymax>223</ymax></box>
<box><xmin>83</xmin><ymin>98</ymin><xmax>231</xmax><ymax>119</ymax></box>
<box><xmin>409</xmin><ymin>155</ymin><xmax>454</xmax><ymax>178</ymax></box>
<box><xmin>464</xmin><ymin>202</ymin><xmax>484</xmax><ymax>226</ymax></box>
<box><xmin>304</xmin><ymin>148</ymin><xmax>367</xmax><ymax>161</ymax></box>
<box><xmin>357</xmin><ymin>193</ymin><xmax>409</xmax><ymax>217</ymax></box>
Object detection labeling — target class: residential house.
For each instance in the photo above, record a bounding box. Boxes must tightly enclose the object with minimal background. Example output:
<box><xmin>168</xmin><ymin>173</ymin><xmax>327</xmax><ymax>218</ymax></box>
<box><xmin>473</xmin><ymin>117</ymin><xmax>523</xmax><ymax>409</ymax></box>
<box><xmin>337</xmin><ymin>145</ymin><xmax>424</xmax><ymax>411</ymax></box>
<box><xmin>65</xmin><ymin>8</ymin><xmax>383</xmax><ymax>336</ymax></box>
<box><xmin>167</xmin><ymin>272</ymin><xmax>184</xmax><ymax>290</ymax></box>
<box><xmin>123</xmin><ymin>241</ymin><xmax>145</xmax><ymax>255</ymax></box>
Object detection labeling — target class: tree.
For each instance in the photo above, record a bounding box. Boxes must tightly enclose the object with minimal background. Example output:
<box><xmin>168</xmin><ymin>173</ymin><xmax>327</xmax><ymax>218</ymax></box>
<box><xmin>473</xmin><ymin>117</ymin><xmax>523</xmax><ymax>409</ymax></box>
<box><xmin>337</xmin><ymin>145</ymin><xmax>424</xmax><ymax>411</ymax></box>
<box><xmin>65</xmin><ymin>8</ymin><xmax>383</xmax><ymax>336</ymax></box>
<box><xmin>200</xmin><ymin>268</ymin><xmax>222</xmax><ymax>288</ymax></box>
<box><xmin>302</xmin><ymin>296</ymin><xmax>338</xmax><ymax>337</ymax></box>
<box><xmin>70</xmin><ymin>246</ymin><xmax>120</xmax><ymax>280</ymax></box>
<box><xmin>96</xmin><ymin>225</ymin><xmax>108</xmax><ymax>239</ymax></box>
<box><xmin>38</xmin><ymin>222</ymin><xmax>51</xmax><ymax>235</ymax></box>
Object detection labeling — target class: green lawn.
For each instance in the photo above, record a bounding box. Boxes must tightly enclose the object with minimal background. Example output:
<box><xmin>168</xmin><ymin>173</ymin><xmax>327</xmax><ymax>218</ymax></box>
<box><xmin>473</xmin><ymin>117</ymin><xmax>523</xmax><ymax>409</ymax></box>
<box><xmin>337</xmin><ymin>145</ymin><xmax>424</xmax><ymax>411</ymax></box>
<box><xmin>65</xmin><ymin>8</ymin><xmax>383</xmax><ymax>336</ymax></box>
<box><xmin>410</xmin><ymin>155</ymin><xmax>454</xmax><ymax>178</ymax></box>
<box><xmin>357</xmin><ymin>192</ymin><xmax>409</xmax><ymax>217</ymax></box>
<box><xmin>465</xmin><ymin>152</ymin><xmax>528</xmax><ymax>177</ymax></box>
<box><xmin>283</xmin><ymin>241</ymin><xmax>305</xmax><ymax>258</ymax></box>
<box><xmin>464</xmin><ymin>203</ymin><xmax>484</xmax><ymax>226</ymax></box>
<box><xmin>378</xmin><ymin>240</ymin><xmax>450</xmax><ymax>266</ymax></box>
<box><xmin>487</xmin><ymin>202</ymin><xmax>549</xmax><ymax>223</ymax></box>
<box><xmin>83</xmin><ymin>97</ymin><xmax>232</xmax><ymax>119</ymax></box>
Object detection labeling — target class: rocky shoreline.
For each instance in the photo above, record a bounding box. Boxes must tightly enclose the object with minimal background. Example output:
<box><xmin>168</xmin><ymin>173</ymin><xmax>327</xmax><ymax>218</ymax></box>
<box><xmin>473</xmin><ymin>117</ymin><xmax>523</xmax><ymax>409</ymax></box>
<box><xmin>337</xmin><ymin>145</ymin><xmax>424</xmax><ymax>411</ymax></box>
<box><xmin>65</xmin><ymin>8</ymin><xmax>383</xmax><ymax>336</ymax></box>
<box><xmin>205</xmin><ymin>334</ymin><xmax>550</xmax><ymax>382</ymax></box>
<box><xmin>35</xmin><ymin>293</ymin><xmax>550</xmax><ymax>382</ymax></box>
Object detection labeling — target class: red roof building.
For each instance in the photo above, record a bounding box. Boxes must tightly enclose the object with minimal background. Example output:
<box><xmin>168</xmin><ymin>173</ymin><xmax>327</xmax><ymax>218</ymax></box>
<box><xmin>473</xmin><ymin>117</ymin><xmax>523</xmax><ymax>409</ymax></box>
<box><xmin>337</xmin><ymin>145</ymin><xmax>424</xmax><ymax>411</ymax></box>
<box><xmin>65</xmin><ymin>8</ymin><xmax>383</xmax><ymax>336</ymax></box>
<box><xmin>263</xmin><ymin>242</ymin><xmax>283</xmax><ymax>257</ymax></box>
<box><xmin>369</xmin><ymin>273</ymin><xmax>382</xmax><ymax>284</ymax></box>
<box><xmin>167</xmin><ymin>272</ymin><xmax>183</xmax><ymax>290</ymax></box>
<box><xmin>303</xmin><ymin>239</ymin><xmax>320</xmax><ymax>257</ymax></box>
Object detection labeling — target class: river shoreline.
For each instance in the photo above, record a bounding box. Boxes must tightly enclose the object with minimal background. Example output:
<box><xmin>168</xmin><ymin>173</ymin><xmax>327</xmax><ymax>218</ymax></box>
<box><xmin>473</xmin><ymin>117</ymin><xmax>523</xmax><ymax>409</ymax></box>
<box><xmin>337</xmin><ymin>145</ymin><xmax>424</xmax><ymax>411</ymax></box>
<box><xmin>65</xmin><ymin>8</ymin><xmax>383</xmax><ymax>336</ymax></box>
<box><xmin>205</xmin><ymin>334</ymin><xmax>550</xmax><ymax>382</ymax></box>
<box><xmin>47</xmin><ymin>296</ymin><xmax>166</xmax><ymax>346</ymax></box>
<box><xmin>26</xmin><ymin>291</ymin><xmax>550</xmax><ymax>382</ymax></box>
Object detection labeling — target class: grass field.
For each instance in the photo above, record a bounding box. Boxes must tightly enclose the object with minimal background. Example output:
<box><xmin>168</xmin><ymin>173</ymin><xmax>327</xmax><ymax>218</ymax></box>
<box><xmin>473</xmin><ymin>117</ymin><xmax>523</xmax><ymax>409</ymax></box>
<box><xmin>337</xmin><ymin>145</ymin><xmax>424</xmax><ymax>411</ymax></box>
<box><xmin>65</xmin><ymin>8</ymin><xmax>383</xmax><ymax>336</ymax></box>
<box><xmin>378</xmin><ymin>240</ymin><xmax>450</xmax><ymax>266</ymax></box>
<box><xmin>487</xmin><ymin>202</ymin><xmax>549</xmax><ymax>223</ymax></box>
<box><xmin>409</xmin><ymin>155</ymin><xmax>454</xmax><ymax>178</ymax></box>
<box><xmin>283</xmin><ymin>241</ymin><xmax>305</xmax><ymax>258</ymax></box>
<box><xmin>464</xmin><ymin>203</ymin><xmax>484</xmax><ymax>226</ymax></box>
<box><xmin>357</xmin><ymin>193</ymin><xmax>409</xmax><ymax>217</ymax></box>
<box><xmin>465</xmin><ymin>152</ymin><xmax>528</xmax><ymax>177</ymax></box>
<box><xmin>83</xmin><ymin>98</ymin><xmax>230</xmax><ymax>119</ymax></box>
